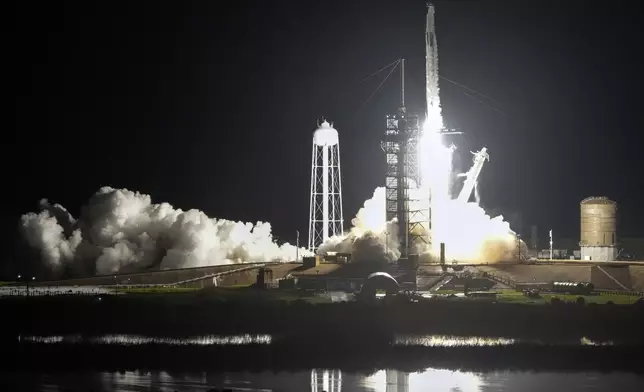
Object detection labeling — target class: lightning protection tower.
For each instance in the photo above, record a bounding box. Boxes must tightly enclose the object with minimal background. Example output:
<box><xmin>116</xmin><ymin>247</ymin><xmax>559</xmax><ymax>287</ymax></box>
<box><xmin>308</xmin><ymin>120</ymin><xmax>344</xmax><ymax>251</ymax></box>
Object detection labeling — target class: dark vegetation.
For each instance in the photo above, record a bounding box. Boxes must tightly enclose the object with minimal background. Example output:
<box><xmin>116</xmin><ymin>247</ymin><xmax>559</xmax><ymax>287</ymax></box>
<box><xmin>4</xmin><ymin>291</ymin><xmax>644</xmax><ymax>344</ymax></box>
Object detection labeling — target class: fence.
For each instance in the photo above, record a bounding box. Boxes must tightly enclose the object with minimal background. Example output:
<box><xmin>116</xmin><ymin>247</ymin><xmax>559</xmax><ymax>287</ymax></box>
<box><xmin>482</xmin><ymin>272</ymin><xmax>517</xmax><ymax>289</ymax></box>
<box><xmin>0</xmin><ymin>286</ymin><xmax>112</xmax><ymax>297</ymax></box>
<box><xmin>597</xmin><ymin>289</ymin><xmax>644</xmax><ymax>297</ymax></box>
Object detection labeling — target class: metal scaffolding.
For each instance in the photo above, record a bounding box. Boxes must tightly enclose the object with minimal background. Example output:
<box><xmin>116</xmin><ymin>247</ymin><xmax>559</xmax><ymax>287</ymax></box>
<box><xmin>382</xmin><ymin>102</ymin><xmax>427</xmax><ymax>259</ymax></box>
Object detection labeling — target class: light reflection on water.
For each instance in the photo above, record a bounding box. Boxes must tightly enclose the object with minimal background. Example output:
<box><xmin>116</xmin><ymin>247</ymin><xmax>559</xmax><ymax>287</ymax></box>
<box><xmin>7</xmin><ymin>369</ymin><xmax>641</xmax><ymax>392</ymax></box>
<box><xmin>360</xmin><ymin>369</ymin><xmax>483</xmax><ymax>392</ymax></box>
<box><xmin>21</xmin><ymin>334</ymin><xmax>272</xmax><ymax>346</ymax></box>
<box><xmin>20</xmin><ymin>334</ymin><xmax>613</xmax><ymax>347</ymax></box>
<box><xmin>580</xmin><ymin>337</ymin><xmax>613</xmax><ymax>346</ymax></box>
<box><xmin>395</xmin><ymin>335</ymin><xmax>613</xmax><ymax>347</ymax></box>
<box><xmin>395</xmin><ymin>334</ymin><xmax>515</xmax><ymax>347</ymax></box>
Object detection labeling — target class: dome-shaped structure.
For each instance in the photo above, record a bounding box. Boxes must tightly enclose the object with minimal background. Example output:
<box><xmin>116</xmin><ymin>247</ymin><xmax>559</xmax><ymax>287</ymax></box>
<box><xmin>580</xmin><ymin>197</ymin><xmax>617</xmax><ymax>246</ymax></box>
<box><xmin>313</xmin><ymin>120</ymin><xmax>339</xmax><ymax>146</ymax></box>
<box><xmin>360</xmin><ymin>272</ymin><xmax>400</xmax><ymax>298</ymax></box>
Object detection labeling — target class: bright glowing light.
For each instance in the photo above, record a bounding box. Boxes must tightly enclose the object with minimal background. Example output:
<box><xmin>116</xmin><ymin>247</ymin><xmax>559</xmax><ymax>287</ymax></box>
<box><xmin>417</xmin><ymin>118</ymin><xmax>520</xmax><ymax>263</ymax></box>
<box><xmin>352</xmin><ymin>187</ymin><xmax>387</xmax><ymax>234</ymax></box>
<box><xmin>434</xmin><ymin>201</ymin><xmax>518</xmax><ymax>262</ymax></box>
<box><xmin>362</xmin><ymin>369</ymin><xmax>483</xmax><ymax>392</ymax></box>
<box><xmin>419</xmin><ymin>116</ymin><xmax>450</xmax><ymax>196</ymax></box>
<box><xmin>319</xmin><ymin>115</ymin><xmax>522</xmax><ymax>264</ymax></box>
<box><xmin>409</xmin><ymin>369</ymin><xmax>483</xmax><ymax>392</ymax></box>
<box><xmin>395</xmin><ymin>334</ymin><xmax>515</xmax><ymax>347</ymax></box>
<box><xmin>310</xmin><ymin>369</ymin><xmax>342</xmax><ymax>392</ymax></box>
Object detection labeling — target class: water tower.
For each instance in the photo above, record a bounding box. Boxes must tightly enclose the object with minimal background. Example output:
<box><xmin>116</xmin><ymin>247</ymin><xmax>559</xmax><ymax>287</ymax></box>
<box><xmin>308</xmin><ymin>120</ymin><xmax>344</xmax><ymax>251</ymax></box>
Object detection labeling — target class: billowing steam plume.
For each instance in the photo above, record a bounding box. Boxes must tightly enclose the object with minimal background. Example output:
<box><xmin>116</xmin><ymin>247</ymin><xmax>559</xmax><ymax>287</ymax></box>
<box><xmin>420</xmin><ymin>119</ymin><xmax>524</xmax><ymax>263</ymax></box>
<box><xmin>20</xmin><ymin>187</ymin><xmax>311</xmax><ymax>275</ymax></box>
<box><xmin>317</xmin><ymin>187</ymin><xmax>401</xmax><ymax>263</ymax></box>
<box><xmin>318</xmin><ymin>124</ymin><xmax>523</xmax><ymax>264</ymax></box>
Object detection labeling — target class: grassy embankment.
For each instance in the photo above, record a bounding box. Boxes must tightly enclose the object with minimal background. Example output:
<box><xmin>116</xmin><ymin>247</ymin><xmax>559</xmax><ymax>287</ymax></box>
<box><xmin>115</xmin><ymin>283</ymin><xmax>253</xmax><ymax>294</ymax></box>
<box><xmin>434</xmin><ymin>289</ymin><xmax>641</xmax><ymax>305</ymax></box>
<box><xmin>116</xmin><ymin>287</ymin><xmax>201</xmax><ymax>294</ymax></box>
<box><xmin>117</xmin><ymin>285</ymin><xmax>641</xmax><ymax>305</ymax></box>
<box><xmin>495</xmin><ymin>289</ymin><xmax>639</xmax><ymax>305</ymax></box>
<box><xmin>4</xmin><ymin>286</ymin><xmax>644</xmax><ymax>344</ymax></box>
<box><xmin>115</xmin><ymin>285</ymin><xmax>334</xmax><ymax>303</ymax></box>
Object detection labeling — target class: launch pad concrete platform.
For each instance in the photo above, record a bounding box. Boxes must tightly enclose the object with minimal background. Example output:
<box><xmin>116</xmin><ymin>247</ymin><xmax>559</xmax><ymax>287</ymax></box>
<box><xmin>32</xmin><ymin>262</ymin><xmax>301</xmax><ymax>289</ymax></box>
<box><xmin>476</xmin><ymin>264</ymin><xmax>644</xmax><ymax>291</ymax></box>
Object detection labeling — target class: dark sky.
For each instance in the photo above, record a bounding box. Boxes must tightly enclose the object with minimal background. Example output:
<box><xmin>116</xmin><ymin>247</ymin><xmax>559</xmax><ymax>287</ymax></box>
<box><xmin>10</xmin><ymin>0</ymin><xmax>644</xmax><ymax>260</ymax></box>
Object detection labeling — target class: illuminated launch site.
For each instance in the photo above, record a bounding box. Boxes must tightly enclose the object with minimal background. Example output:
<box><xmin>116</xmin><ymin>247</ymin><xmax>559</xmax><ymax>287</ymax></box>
<box><xmin>14</xmin><ymin>4</ymin><xmax>644</xmax><ymax>297</ymax></box>
<box><xmin>313</xmin><ymin>3</ymin><xmax>518</xmax><ymax>264</ymax></box>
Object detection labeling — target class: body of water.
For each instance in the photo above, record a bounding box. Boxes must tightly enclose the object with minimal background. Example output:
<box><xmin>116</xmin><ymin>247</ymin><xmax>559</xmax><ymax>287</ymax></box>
<box><xmin>7</xmin><ymin>334</ymin><xmax>641</xmax><ymax>391</ymax></box>
<box><xmin>16</xmin><ymin>333</ymin><xmax>613</xmax><ymax>347</ymax></box>
<box><xmin>4</xmin><ymin>368</ymin><xmax>643</xmax><ymax>391</ymax></box>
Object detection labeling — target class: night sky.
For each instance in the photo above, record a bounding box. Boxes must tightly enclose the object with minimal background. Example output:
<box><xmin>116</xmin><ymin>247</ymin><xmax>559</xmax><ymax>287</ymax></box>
<box><xmin>10</xmin><ymin>0</ymin><xmax>643</xmax><ymax>267</ymax></box>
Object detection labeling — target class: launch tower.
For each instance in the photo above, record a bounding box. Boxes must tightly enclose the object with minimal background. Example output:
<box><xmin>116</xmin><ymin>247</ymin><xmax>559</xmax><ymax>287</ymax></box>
<box><xmin>382</xmin><ymin>61</ymin><xmax>425</xmax><ymax>260</ymax></box>
<box><xmin>383</xmin><ymin>3</ymin><xmax>458</xmax><ymax>259</ymax></box>
<box><xmin>308</xmin><ymin>120</ymin><xmax>344</xmax><ymax>251</ymax></box>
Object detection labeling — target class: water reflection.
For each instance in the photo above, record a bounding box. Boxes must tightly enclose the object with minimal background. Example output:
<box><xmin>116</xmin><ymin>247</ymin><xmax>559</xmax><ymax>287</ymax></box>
<box><xmin>7</xmin><ymin>368</ymin><xmax>642</xmax><ymax>391</ymax></box>
<box><xmin>19</xmin><ymin>333</ymin><xmax>616</xmax><ymax>348</ymax></box>
<box><xmin>311</xmin><ymin>369</ymin><xmax>342</xmax><ymax>392</ymax></box>
<box><xmin>395</xmin><ymin>334</ymin><xmax>514</xmax><ymax>347</ymax></box>
<box><xmin>394</xmin><ymin>334</ymin><xmax>613</xmax><ymax>347</ymax></box>
<box><xmin>361</xmin><ymin>369</ymin><xmax>482</xmax><ymax>392</ymax></box>
<box><xmin>580</xmin><ymin>337</ymin><xmax>613</xmax><ymax>346</ymax></box>
<box><xmin>21</xmin><ymin>334</ymin><xmax>272</xmax><ymax>346</ymax></box>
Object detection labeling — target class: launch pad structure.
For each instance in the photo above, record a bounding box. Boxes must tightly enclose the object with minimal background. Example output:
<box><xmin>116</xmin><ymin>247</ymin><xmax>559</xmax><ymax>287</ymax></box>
<box><xmin>382</xmin><ymin>60</ymin><xmax>428</xmax><ymax>259</ymax></box>
<box><xmin>382</xmin><ymin>3</ymin><xmax>459</xmax><ymax>260</ymax></box>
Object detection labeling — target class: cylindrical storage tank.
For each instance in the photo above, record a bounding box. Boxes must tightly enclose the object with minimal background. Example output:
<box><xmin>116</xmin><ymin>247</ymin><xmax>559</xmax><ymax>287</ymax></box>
<box><xmin>580</xmin><ymin>197</ymin><xmax>617</xmax><ymax>246</ymax></box>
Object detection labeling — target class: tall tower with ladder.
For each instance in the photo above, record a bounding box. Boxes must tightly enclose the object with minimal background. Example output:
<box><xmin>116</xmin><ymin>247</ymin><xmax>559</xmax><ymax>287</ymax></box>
<box><xmin>308</xmin><ymin>120</ymin><xmax>344</xmax><ymax>252</ymax></box>
<box><xmin>383</xmin><ymin>3</ymin><xmax>459</xmax><ymax>260</ymax></box>
<box><xmin>382</xmin><ymin>59</ymin><xmax>424</xmax><ymax>260</ymax></box>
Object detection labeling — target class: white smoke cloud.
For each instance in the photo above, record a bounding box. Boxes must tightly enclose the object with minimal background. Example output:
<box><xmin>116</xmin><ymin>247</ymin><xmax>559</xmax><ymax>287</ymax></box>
<box><xmin>20</xmin><ymin>210</ymin><xmax>82</xmax><ymax>269</ymax></box>
<box><xmin>317</xmin><ymin>187</ymin><xmax>401</xmax><ymax>263</ymax></box>
<box><xmin>430</xmin><ymin>200</ymin><xmax>521</xmax><ymax>263</ymax></box>
<box><xmin>20</xmin><ymin>187</ymin><xmax>311</xmax><ymax>274</ymax></box>
<box><xmin>317</xmin><ymin>176</ymin><xmax>522</xmax><ymax>264</ymax></box>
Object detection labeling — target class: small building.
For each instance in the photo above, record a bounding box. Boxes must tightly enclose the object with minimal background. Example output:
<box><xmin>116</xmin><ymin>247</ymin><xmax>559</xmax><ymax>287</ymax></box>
<box><xmin>302</xmin><ymin>256</ymin><xmax>322</xmax><ymax>269</ymax></box>
<box><xmin>289</xmin><ymin>263</ymin><xmax>372</xmax><ymax>292</ymax></box>
<box><xmin>256</xmin><ymin>267</ymin><xmax>276</xmax><ymax>289</ymax></box>
<box><xmin>278</xmin><ymin>277</ymin><xmax>296</xmax><ymax>289</ymax></box>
